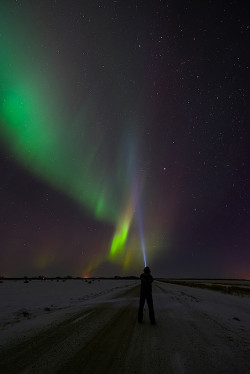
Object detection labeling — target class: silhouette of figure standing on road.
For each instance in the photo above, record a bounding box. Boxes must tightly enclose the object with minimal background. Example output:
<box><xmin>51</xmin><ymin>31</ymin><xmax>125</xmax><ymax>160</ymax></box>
<box><xmin>138</xmin><ymin>266</ymin><xmax>156</xmax><ymax>324</ymax></box>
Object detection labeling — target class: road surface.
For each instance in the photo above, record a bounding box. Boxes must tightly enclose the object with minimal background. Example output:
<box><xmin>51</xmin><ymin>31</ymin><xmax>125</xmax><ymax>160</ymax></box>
<box><xmin>0</xmin><ymin>281</ymin><xmax>250</xmax><ymax>373</ymax></box>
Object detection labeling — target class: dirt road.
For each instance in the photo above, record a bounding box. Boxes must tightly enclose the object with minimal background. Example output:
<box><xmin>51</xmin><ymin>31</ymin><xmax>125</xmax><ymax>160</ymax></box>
<box><xmin>0</xmin><ymin>282</ymin><xmax>250</xmax><ymax>373</ymax></box>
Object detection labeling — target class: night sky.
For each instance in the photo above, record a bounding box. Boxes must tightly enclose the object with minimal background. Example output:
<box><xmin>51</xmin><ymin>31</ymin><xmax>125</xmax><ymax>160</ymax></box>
<box><xmin>0</xmin><ymin>1</ymin><xmax>249</xmax><ymax>278</ymax></box>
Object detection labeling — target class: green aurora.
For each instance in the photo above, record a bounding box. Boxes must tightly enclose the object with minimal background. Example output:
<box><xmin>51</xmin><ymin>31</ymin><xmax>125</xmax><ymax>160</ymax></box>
<box><xmin>0</xmin><ymin>8</ymin><xmax>145</xmax><ymax>271</ymax></box>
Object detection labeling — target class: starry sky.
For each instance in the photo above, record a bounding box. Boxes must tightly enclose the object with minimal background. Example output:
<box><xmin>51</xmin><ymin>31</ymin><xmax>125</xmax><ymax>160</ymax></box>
<box><xmin>0</xmin><ymin>0</ymin><xmax>249</xmax><ymax>278</ymax></box>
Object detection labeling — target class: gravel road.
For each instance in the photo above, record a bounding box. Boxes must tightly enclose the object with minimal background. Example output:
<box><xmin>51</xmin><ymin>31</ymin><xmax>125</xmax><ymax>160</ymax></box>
<box><xmin>0</xmin><ymin>281</ymin><xmax>250</xmax><ymax>374</ymax></box>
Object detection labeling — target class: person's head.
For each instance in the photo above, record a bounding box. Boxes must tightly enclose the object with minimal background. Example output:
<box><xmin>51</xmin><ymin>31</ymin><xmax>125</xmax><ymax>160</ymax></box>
<box><xmin>144</xmin><ymin>266</ymin><xmax>150</xmax><ymax>274</ymax></box>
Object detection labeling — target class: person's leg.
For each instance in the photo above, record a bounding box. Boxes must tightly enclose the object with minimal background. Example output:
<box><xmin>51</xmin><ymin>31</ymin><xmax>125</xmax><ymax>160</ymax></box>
<box><xmin>138</xmin><ymin>294</ymin><xmax>145</xmax><ymax>323</ymax></box>
<box><xmin>147</xmin><ymin>294</ymin><xmax>156</xmax><ymax>324</ymax></box>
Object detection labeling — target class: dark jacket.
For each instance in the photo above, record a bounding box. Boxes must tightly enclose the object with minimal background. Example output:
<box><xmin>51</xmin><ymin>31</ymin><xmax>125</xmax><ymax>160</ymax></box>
<box><xmin>140</xmin><ymin>272</ymin><xmax>153</xmax><ymax>295</ymax></box>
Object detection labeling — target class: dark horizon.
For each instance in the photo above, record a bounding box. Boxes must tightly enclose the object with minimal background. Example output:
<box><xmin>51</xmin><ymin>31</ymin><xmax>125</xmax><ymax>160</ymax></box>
<box><xmin>1</xmin><ymin>275</ymin><xmax>250</xmax><ymax>281</ymax></box>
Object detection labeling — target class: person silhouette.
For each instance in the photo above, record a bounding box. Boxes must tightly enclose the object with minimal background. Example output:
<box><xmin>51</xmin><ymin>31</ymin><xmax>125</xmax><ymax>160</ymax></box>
<box><xmin>138</xmin><ymin>266</ymin><xmax>156</xmax><ymax>324</ymax></box>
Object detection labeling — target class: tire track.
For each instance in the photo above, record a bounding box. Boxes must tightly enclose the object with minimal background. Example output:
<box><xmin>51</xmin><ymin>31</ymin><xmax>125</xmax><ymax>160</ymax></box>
<box><xmin>58</xmin><ymin>303</ymin><xmax>138</xmax><ymax>373</ymax></box>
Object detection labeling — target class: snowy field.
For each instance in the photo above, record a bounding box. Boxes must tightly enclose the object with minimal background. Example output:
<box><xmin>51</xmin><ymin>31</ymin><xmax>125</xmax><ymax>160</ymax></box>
<box><xmin>0</xmin><ymin>279</ymin><xmax>250</xmax><ymax>373</ymax></box>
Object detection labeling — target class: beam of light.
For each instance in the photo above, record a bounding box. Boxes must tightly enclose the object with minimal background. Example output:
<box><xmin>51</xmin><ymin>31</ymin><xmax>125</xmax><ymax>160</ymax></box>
<box><xmin>130</xmin><ymin>143</ymin><xmax>147</xmax><ymax>267</ymax></box>
<box><xmin>110</xmin><ymin>221</ymin><xmax>130</xmax><ymax>256</ymax></box>
<box><xmin>132</xmin><ymin>173</ymin><xmax>147</xmax><ymax>267</ymax></box>
<box><xmin>109</xmin><ymin>195</ymin><xmax>135</xmax><ymax>259</ymax></box>
<box><xmin>135</xmin><ymin>206</ymin><xmax>147</xmax><ymax>267</ymax></box>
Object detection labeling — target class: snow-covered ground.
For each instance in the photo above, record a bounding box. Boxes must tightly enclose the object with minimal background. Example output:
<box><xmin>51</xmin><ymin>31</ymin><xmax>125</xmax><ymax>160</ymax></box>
<box><xmin>0</xmin><ymin>279</ymin><xmax>250</xmax><ymax>373</ymax></box>
<box><xmin>0</xmin><ymin>279</ymin><xmax>139</xmax><ymax>345</ymax></box>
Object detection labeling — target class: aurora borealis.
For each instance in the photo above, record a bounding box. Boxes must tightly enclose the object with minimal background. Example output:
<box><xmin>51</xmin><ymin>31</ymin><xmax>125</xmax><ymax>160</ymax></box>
<box><xmin>0</xmin><ymin>1</ymin><xmax>249</xmax><ymax>278</ymax></box>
